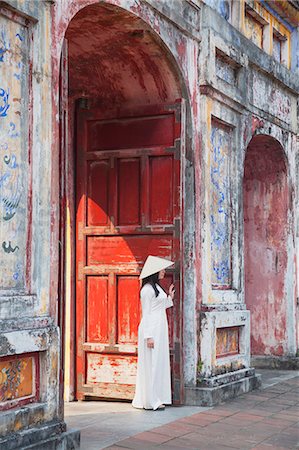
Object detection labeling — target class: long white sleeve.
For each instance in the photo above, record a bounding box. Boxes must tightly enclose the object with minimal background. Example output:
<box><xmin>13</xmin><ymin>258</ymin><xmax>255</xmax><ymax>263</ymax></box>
<box><xmin>140</xmin><ymin>285</ymin><xmax>155</xmax><ymax>339</ymax></box>
<box><xmin>165</xmin><ymin>295</ymin><xmax>173</xmax><ymax>309</ymax></box>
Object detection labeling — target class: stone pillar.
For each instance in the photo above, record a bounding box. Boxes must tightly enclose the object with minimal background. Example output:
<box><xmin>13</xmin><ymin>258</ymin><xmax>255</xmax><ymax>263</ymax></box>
<box><xmin>0</xmin><ymin>1</ymin><xmax>79</xmax><ymax>448</ymax></box>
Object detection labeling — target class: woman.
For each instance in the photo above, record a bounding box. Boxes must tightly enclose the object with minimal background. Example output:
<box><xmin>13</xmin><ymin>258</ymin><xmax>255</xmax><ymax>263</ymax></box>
<box><xmin>132</xmin><ymin>255</ymin><xmax>175</xmax><ymax>411</ymax></box>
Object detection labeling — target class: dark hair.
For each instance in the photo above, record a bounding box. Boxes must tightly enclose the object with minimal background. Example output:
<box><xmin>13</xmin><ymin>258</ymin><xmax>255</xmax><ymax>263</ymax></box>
<box><xmin>142</xmin><ymin>272</ymin><xmax>160</xmax><ymax>297</ymax></box>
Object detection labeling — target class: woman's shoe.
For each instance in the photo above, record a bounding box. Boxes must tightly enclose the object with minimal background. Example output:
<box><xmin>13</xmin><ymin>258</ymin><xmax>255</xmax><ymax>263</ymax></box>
<box><xmin>156</xmin><ymin>404</ymin><xmax>165</xmax><ymax>410</ymax></box>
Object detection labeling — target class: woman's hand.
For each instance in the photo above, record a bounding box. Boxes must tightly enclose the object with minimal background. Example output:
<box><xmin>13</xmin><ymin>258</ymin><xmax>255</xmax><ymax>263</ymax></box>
<box><xmin>168</xmin><ymin>283</ymin><xmax>175</xmax><ymax>300</ymax></box>
<box><xmin>146</xmin><ymin>338</ymin><xmax>154</xmax><ymax>349</ymax></box>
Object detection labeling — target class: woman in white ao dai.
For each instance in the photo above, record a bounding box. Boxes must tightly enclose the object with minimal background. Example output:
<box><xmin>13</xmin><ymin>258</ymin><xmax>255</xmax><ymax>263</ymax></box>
<box><xmin>132</xmin><ymin>256</ymin><xmax>175</xmax><ymax>411</ymax></box>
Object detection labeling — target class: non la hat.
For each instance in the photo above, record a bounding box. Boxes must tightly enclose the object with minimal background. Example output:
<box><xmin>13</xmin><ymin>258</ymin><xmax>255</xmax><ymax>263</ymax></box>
<box><xmin>139</xmin><ymin>255</ymin><xmax>174</xmax><ymax>280</ymax></box>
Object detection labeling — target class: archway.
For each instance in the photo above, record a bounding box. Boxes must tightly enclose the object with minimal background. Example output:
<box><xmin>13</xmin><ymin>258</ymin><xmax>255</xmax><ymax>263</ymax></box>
<box><xmin>61</xmin><ymin>2</ymin><xmax>185</xmax><ymax>403</ymax></box>
<box><xmin>243</xmin><ymin>135</ymin><xmax>289</xmax><ymax>356</ymax></box>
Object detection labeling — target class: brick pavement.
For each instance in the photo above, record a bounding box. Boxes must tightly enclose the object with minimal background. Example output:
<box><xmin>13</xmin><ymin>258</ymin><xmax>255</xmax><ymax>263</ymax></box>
<box><xmin>104</xmin><ymin>376</ymin><xmax>299</xmax><ymax>450</ymax></box>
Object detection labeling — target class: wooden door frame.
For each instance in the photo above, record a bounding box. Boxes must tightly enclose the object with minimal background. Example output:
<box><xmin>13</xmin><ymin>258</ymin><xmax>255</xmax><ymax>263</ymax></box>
<box><xmin>58</xmin><ymin>39</ymin><xmax>67</xmax><ymax>409</ymax></box>
<box><xmin>58</xmin><ymin>39</ymin><xmax>78</xmax><ymax>402</ymax></box>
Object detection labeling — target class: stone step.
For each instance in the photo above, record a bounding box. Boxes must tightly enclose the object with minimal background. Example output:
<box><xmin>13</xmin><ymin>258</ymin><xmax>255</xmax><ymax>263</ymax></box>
<box><xmin>0</xmin><ymin>420</ymin><xmax>79</xmax><ymax>450</ymax></box>
<box><xmin>185</xmin><ymin>373</ymin><xmax>262</xmax><ymax>407</ymax></box>
<box><xmin>20</xmin><ymin>429</ymin><xmax>80</xmax><ymax>450</ymax></box>
<box><xmin>199</xmin><ymin>367</ymin><xmax>256</xmax><ymax>388</ymax></box>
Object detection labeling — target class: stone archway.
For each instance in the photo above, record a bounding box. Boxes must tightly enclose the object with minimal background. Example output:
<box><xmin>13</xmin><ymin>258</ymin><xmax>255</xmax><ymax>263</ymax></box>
<box><xmin>61</xmin><ymin>1</ymin><xmax>187</xmax><ymax>403</ymax></box>
<box><xmin>243</xmin><ymin>135</ymin><xmax>289</xmax><ymax>356</ymax></box>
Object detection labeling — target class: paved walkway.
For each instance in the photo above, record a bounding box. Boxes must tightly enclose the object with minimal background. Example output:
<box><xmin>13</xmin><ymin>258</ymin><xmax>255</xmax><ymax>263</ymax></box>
<box><xmin>65</xmin><ymin>370</ymin><xmax>299</xmax><ymax>450</ymax></box>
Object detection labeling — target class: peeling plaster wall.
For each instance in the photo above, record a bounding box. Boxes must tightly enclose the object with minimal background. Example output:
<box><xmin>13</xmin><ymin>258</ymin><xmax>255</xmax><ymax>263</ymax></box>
<box><xmin>244</xmin><ymin>136</ymin><xmax>289</xmax><ymax>356</ymax></box>
<box><xmin>0</xmin><ymin>0</ymin><xmax>64</xmax><ymax>445</ymax></box>
<box><xmin>0</xmin><ymin>13</ymin><xmax>29</xmax><ymax>290</ymax></box>
<box><xmin>198</xmin><ymin>1</ymin><xmax>298</xmax><ymax>380</ymax></box>
<box><xmin>0</xmin><ymin>0</ymin><xmax>56</xmax><ymax>327</ymax></box>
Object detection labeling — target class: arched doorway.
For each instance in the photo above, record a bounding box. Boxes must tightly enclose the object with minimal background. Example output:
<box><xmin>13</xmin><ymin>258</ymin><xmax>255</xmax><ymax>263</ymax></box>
<box><xmin>243</xmin><ymin>135</ymin><xmax>289</xmax><ymax>356</ymax></box>
<box><xmin>62</xmin><ymin>2</ymin><xmax>185</xmax><ymax>403</ymax></box>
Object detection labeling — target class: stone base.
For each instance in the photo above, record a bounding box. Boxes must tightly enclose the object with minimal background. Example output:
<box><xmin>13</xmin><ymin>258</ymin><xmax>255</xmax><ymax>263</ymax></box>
<box><xmin>251</xmin><ymin>355</ymin><xmax>299</xmax><ymax>370</ymax></box>
<box><xmin>185</xmin><ymin>368</ymin><xmax>262</xmax><ymax>407</ymax></box>
<box><xmin>0</xmin><ymin>420</ymin><xmax>80</xmax><ymax>450</ymax></box>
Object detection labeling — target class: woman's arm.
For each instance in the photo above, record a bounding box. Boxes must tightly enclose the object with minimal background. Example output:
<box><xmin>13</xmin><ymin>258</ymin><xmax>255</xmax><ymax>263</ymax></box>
<box><xmin>141</xmin><ymin>285</ymin><xmax>155</xmax><ymax>347</ymax></box>
<box><xmin>165</xmin><ymin>283</ymin><xmax>175</xmax><ymax>308</ymax></box>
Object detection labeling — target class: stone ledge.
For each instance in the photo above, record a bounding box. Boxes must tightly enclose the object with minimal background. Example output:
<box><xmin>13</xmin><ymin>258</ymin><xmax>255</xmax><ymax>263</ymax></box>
<box><xmin>0</xmin><ymin>403</ymin><xmax>47</xmax><ymax>437</ymax></box>
<box><xmin>185</xmin><ymin>373</ymin><xmax>262</xmax><ymax>407</ymax></box>
<box><xmin>0</xmin><ymin>316</ymin><xmax>54</xmax><ymax>333</ymax></box>
<box><xmin>0</xmin><ymin>295</ymin><xmax>37</xmax><ymax>320</ymax></box>
<box><xmin>0</xmin><ymin>324</ymin><xmax>59</xmax><ymax>357</ymax></box>
<box><xmin>251</xmin><ymin>355</ymin><xmax>299</xmax><ymax>370</ymax></box>
<box><xmin>199</xmin><ymin>367</ymin><xmax>256</xmax><ymax>388</ymax></box>
<box><xmin>19</xmin><ymin>428</ymin><xmax>80</xmax><ymax>450</ymax></box>
<box><xmin>0</xmin><ymin>420</ymin><xmax>79</xmax><ymax>450</ymax></box>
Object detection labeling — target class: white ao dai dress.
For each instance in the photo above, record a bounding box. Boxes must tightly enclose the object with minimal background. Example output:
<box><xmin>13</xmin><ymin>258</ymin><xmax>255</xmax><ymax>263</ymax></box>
<box><xmin>132</xmin><ymin>283</ymin><xmax>173</xmax><ymax>410</ymax></box>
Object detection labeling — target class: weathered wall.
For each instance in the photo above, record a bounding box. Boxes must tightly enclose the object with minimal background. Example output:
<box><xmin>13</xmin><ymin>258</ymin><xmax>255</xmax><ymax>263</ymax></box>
<box><xmin>0</xmin><ymin>0</ymin><xmax>76</xmax><ymax>447</ymax></box>
<box><xmin>0</xmin><ymin>12</ymin><xmax>29</xmax><ymax>289</ymax></box>
<box><xmin>244</xmin><ymin>136</ymin><xmax>289</xmax><ymax>356</ymax></box>
<box><xmin>198</xmin><ymin>1</ymin><xmax>298</xmax><ymax>380</ymax></box>
<box><xmin>0</xmin><ymin>0</ymin><xmax>298</xmax><ymax>446</ymax></box>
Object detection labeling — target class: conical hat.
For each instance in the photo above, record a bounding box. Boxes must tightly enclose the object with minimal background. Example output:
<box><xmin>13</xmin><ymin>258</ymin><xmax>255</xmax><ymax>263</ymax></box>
<box><xmin>139</xmin><ymin>255</ymin><xmax>174</xmax><ymax>280</ymax></box>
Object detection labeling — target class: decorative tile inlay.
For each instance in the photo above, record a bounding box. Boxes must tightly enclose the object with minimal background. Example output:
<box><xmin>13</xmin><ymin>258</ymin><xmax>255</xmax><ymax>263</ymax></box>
<box><xmin>0</xmin><ymin>12</ymin><xmax>30</xmax><ymax>289</ymax></box>
<box><xmin>0</xmin><ymin>354</ymin><xmax>38</xmax><ymax>409</ymax></box>
<box><xmin>216</xmin><ymin>326</ymin><xmax>239</xmax><ymax>358</ymax></box>
<box><xmin>210</xmin><ymin>120</ymin><xmax>232</xmax><ymax>288</ymax></box>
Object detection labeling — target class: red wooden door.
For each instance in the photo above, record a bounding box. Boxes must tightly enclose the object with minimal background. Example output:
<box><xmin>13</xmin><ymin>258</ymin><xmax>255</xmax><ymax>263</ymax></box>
<box><xmin>76</xmin><ymin>102</ymin><xmax>183</xmax><ymax>402</ymax></box>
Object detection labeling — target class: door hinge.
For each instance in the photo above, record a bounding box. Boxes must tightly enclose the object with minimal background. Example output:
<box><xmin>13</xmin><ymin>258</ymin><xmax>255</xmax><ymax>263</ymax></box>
<box><xmin>174</xmin><ymin>218</ymin><xmax>180</xmax><ymax>238</ymax></box>
<box><xmin>174</xmin><ymin>342</ymin><xmax>181</xmax><ymax>363</ymax></box>
<box><xmin>174</xmin><ymin>262</ymin><xmax>180</xmax><ymax>282</ymax></box>
<box><xmin>165</xmin><ymin>101</ymin><xmax>182</xmax><ymax>123</ymax></box>
<box><xmin>166</xmin><ymin>139</ymin><xmax>180</xmax><ymax>160</ymax></box>
<box><xmin>77</xmin><ymin>97</ymin><xmax>90</xmax><ymax>109</ymax></box>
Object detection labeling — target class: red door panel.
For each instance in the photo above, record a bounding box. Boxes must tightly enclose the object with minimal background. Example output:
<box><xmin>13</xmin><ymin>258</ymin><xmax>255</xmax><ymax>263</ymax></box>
<box><xmin>117</xmin><ymin>276</ymin><xmax>140</xmax><ymax>345</ymax></box>
<box><xmin>117</xmin><ymin>158</ymin><xmax>141</xmax><ymax>226</ymax></box>
<box><xmin>76</xmin><ymin>102</ymin><xmax>183</xmax><ymax>402</ymax></box>
<box><xmin>87</xmin><ymin>276</ymin><xmax>109</xmax><ymax>343</ymax></box>
<box><xmin>87</xmin><ymin>235</ymin><xmax>173</xmax><ymax>266</ymax></box>
<box><xmin>88</xmin><ymin>114</ymin><xmax>175</xmax><ymax>150</ymax></box>
<box><xmin>87</xmin><ymin>160</ymin><xmax>110</xmax><ymax>226</ymax></box>
<box><xmin>149</xmin><ymin>156</ymin><xmax>173</xmax><ymax>224</ymax></box>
